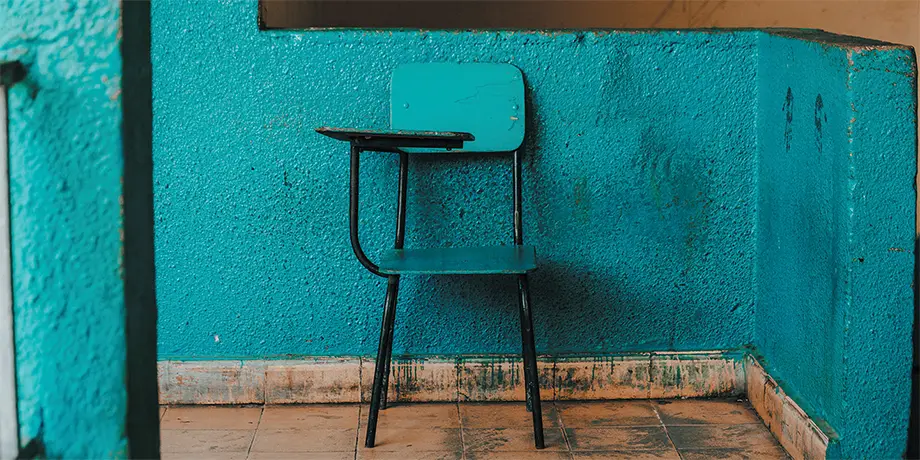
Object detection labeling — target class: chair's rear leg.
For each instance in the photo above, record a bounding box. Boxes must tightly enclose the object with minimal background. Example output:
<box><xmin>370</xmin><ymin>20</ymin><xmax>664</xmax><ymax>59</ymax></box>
<box><xmin>517</xmin><ymin>274</ymin><xmax>544</xmax><ymax>449</ymax></box>
<box><xmin>366</xmin><ymin>275</ymin><xmax>400</xmax><ymax>448</ymax></box>
<box><xmin>520</xmin><ymin>301</ymin><xmax>533</xmax><ymax>413</ymax></box>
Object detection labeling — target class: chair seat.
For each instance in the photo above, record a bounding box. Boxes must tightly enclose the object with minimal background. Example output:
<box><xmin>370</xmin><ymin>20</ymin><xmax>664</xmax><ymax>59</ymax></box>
<box><xmin>379</xmin><ymin>245</ymin><xmax>537</xmax><ymax>275</ymax></box>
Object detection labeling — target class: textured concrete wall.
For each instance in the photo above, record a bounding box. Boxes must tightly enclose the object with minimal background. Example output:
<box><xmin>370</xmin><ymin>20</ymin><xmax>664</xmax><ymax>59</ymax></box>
<box><xmin>755</xmin><ymin>31</ymin><xmax>916</xmax><ymax>458</ymax></box>
<box><xmin>0</xmin><ymin>0</ymin><xmax>128</xmax><ymax>457</ymax></box>
<box><xmin>152</xmin><ymin>0</ymin><xmax>759</xmax><ymax>359</ymax></box>
<box><xmin>152</xmin><ymin>2</ymin><xmax>916</xmax><ymax>456</ymax></box>
<box><xmin>755</xmin><ymin>31</ymin><xmax>851</xmax><ymax>437</ymax></box>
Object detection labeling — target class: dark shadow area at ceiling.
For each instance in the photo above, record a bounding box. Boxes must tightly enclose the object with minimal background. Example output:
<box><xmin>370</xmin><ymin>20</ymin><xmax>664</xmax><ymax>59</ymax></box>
<box><xmin>259</xmin><ymin>0</ymin><xmax>686</xmax><ymax>29</ymax></box>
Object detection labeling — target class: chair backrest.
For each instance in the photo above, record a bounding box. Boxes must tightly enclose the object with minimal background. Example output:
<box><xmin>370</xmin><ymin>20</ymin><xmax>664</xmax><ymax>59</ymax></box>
<box><xmin>390</xmin><ymin>63</ymin><xmax>525</xmax><ymax>153</ymax></box>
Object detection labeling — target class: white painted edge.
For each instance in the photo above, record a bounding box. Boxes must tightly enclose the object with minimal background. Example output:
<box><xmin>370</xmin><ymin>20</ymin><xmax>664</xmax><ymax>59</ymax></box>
<box><xmin>0</xmin><ymin>86</ymin><xmax>19</xmax><ymax>460</ymax></box>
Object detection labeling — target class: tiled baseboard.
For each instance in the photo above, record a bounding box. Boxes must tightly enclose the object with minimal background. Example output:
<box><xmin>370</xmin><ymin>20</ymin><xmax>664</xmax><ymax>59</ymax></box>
<box><xmin>157</xmin><ymin>351</ymin><xmax>745</xmax><ymax>405</ymax></box>
<box><xmin>157</xmin><ymin>351</ymin><xmax>834</xmax><ymax>460</ymax></box>
<box><xmin>744</xmin><ymin>355</ymin><xmax>834</xmax><ymax>460</ymax></box>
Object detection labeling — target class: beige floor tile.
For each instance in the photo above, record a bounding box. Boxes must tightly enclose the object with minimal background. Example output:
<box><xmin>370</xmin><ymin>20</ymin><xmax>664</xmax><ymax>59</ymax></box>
<box><xmin>360</xmin><ymin>403</ymin><xmax>459</xmax><ymax>428</ymax></box>
<box><xmin>357</xmin><ymin>451</ymin><xmax>462</xmax><ymax>460</ymax></box>
<box><xmin>250</xmin><ymin>428</ymin><xmax>357</xmax><ymax>452</ymax></box>
<box><xmin>667</xmin><ymin>425</ymin><xmax>784</xmax><ymax>451</ymax></box>
<box><xmin>160</xmin><ymin>429</ymin><xmax>255</xmax><ymax>453</ymax></box>
<box><xmin>462</xmin><ymin>428</ymin><xmax>566</xmax><ymax>452</ymax></box>
<box><xmin>459</xmin><ymin>403</ymin><xmax>560</xmax><ymax>428</ymax></box>
<box><xmin>556</xmin><ymin>401</ymin><xmax>660</xmax><ymax>427</ymax></box>
<box><xmin>466</xmin><ymin>451</ymin><xmax>572</xmax><ymax>459</ymax></box>
<box><xmin>162</xmin><ymin>452</ymin><xmax>248</xmax><ymax>460</ymax></box>
<box><xmin>679</xmin><ymin>447</ymin><xmax>791</xmax><ymax>460</ymax></box>
<box><xmin>162</xmin><ymin>406</ymin><xmax>262</xmax><ymax>430</ymax></box>
<box><xmin>158</xmin><ymin>398</ymin><xmax>786</xmax><ymax>459</ymax></box>
<box><xmin>655</xmin><ymin>399</ymin><xmax>760</xmax><ymax>425</ymax></box>
<box><xmin>260</xmin><ymin>405</ymin><xmax>359</xmax><ymax>430</ymax></box>
<box><xmin>565</xmin><ymin>427</ymin><xmax>671</xmax><ymax>452</ymax></box>
<box><xmin>572</xmin><ymin>451</ymin><xmax>680</xmax><ymax>459</ymax></box>
<box><xmin>359</xmin><ymin>428</ymin><xmax>462</xmax><ymax>452</ymax></box>
<box><xmin>248</xmin><ymin>453</ymin><xmax>355</xmax><ymax>460</ymax></box>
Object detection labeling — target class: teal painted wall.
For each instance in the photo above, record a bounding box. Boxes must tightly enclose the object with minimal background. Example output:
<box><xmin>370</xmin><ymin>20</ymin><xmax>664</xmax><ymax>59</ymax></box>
<box><xmin>151</xmin><ymin>0</ymin><xmax>760</xmax><ymax>359</ymax></box>
<box><xmin>151</xmin><ymin>2</ymin><xmax>916</xmax><ymax>456</ymax></box>
<box><xmin>755</xmin><ymin>31</ymin><xmax>916</xmax><ymax>459</ymax></box>
<box><xmin>1</xmin><ymin>0</ymin><xmax>128</xmax><ymax>457</ymax></box>
<box><xmin>755</xmin><ymin>32</ymin><xmax>851</xmax><ymax>437</ymax></box>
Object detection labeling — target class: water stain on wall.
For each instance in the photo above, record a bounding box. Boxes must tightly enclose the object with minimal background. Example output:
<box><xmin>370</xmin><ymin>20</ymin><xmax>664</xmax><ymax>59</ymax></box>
<box><xmin>636</xmin><ymin>126</ymin><xmax>714</xmax><ymax>276</ymax></box>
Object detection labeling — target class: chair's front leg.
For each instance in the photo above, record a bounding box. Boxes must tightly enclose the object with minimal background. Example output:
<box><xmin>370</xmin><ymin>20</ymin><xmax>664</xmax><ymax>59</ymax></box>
<box><xmin>366</xmin><ymin>275</ymin><xmax>401</xmax><ymax>448</ymax></box>
<box><xmin>517</xmin><ymin>274</ymin><xmax>544</xmax><ymax>449</ymax></box>
<box><xmin>380</xmin><ymin>312</ymin><xmax>395</xmax><ymax>410</ymax></box>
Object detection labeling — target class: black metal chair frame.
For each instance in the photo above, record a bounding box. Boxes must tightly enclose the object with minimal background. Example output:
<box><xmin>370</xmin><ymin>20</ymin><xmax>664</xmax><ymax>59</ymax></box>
<box><xmin>332</xmin><ymin>129</ymin><xmax>544</xmax><ymax>450</ymax></box>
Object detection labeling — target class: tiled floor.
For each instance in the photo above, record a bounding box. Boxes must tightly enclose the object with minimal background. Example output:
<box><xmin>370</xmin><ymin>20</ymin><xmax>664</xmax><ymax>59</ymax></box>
<box><xmin>159</xmin><ymin>398</ymin><xmax>790</xmax><ymax>459</ymax></box>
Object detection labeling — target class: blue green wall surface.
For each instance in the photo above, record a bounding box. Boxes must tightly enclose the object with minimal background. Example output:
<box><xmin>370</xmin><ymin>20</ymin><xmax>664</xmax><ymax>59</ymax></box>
<box><xmin>150</xmin><ymin>2</ymin><xmax>916</xmax><ymax>456</ymax></box>
<box><xmin>1</xmin><ymin>0</ymin><xmax>128</xmax><ymax>457</ymax></box>
<box><xmin>755</xmin><ymin>31</ymin><xmax>916</xmax><ymax>459</ymax></box>
<box><xmin>152</xmin><ymin>0</ymin><xmax>760</xmax><ymax>359</ymax></box>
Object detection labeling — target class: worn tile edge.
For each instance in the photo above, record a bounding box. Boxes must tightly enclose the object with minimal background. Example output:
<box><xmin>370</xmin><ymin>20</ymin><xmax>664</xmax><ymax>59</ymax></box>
<box><xmin>743</xmin><ymin>355</ymin><xmax>831</xmax><ymax>460</ymax></box>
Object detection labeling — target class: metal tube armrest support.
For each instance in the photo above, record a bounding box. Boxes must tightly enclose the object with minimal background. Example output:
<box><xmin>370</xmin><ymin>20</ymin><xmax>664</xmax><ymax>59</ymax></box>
<box><xmin>349</xmin><ymin>144</ymin><xmax>385</xmax><ymax>277</ymax></box>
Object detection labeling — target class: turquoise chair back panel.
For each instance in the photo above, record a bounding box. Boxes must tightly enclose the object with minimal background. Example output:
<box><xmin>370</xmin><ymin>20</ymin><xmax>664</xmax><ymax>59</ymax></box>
<box><xmin>390</xmin><ymin>63</ymin><xmax>525</xmax><ymax>153</ymax></box>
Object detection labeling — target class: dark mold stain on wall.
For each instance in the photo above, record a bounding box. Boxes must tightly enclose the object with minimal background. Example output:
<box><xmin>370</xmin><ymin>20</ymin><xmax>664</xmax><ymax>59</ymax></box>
<box><xmin>814</xmin><ymin>94</ymin><xmax>826</xmax><ymax>155</ymax></box>
<box><xmin>783</xmin><ymin>87</ymin><xmax>794</xmax><ymax>152</ymax></box>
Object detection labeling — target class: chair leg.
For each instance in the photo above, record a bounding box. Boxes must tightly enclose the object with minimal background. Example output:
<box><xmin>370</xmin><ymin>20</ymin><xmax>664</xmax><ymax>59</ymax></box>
<box><xmin>517</xmin><ymin>274</ymin><xmax>544</xmax><ymax>449</ymax></box>
<box><xmin>365</xmin><ymin>275</ymin><xmax>400</xmax><ymax>448</ymax></box>
<box><xmin>380</xmin><ymin>307</ymin><xmax>396</xmax><ymax>410</ymax></box>
<box><xmin>520</xmin><ymin>308</ymin><xmax>533</xmax><ymax>413</ymax></box>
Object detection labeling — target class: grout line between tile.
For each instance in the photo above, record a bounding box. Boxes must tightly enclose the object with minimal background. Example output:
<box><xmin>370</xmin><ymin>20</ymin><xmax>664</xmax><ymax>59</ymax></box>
<box><xmin>665</xmin><ymin>422</ymin><xmax>765</xmax><ymax>426</ymax></box>
<box><xmin>555</xmin><ymin>400</ymin><xmax>574</xmax><ymax>455</ymax></box>
<box><xmin>353</xmin><ymin>404</ymin><xmax>361</xmax><ymax>460</ymax></box>
<box><xmin>456</xmin><ymin>401</ymin><xmax>466</xmax><ymax>458</ymax></box>
<box><xmin>245</xmin><ymin>405</ymin><xmax>264</xmax><ymax>457</ymax></box>
<box><xmin>652</xmin><ymin>402</ymin><xmax>684</xmax><ymax>460</ymax></box>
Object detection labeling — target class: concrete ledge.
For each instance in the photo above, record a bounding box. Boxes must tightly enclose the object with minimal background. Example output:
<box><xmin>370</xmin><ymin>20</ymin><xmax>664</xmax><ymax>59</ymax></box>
<box><xmin>745</xmin><ymin>355</ymin><xmax>833</xmax><ymax>460</ymax></box>
<box><xmin>158</xmin><ymin>351</ymin><xmax>745</xmax><ymax>405</ymax></box>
